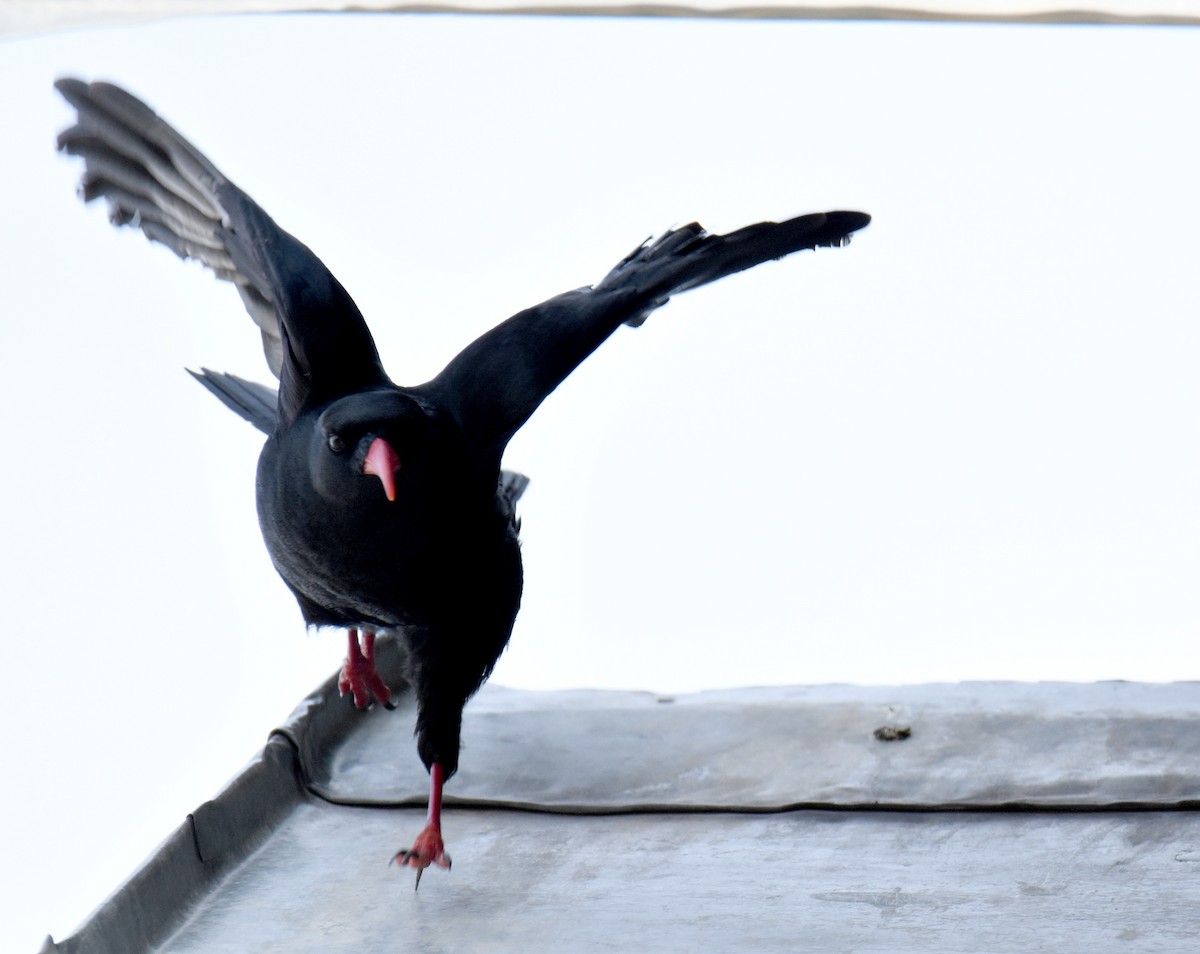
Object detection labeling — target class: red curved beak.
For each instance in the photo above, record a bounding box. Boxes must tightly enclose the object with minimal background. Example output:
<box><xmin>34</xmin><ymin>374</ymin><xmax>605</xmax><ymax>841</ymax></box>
<box><xmin>362</xmin><ymin>437</ymin><xmax>401</xmax><ymax>502</ymax></box>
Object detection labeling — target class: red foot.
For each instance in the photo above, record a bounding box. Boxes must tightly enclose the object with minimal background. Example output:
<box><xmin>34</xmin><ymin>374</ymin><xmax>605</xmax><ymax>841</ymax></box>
<box><xmin>337</xmin><ymin>629</ymin><xmax>393</xmax><ymax>709</ymax></box>
<box><xmin>393</xmin><ymin>824</ymin><xmax>452</xmax><ymax>889</ymax></box>
<box><xmin>392</xmin><ymin>762</ymin><xmax>451</xmax><ymax>890</ymax></box>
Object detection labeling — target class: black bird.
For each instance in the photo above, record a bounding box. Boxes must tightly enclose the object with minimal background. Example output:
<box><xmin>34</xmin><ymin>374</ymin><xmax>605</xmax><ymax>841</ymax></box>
<box><xmin>56</xmin><ymin>77</ymin><xmax>870</xmax><ymax>884</ymax></box>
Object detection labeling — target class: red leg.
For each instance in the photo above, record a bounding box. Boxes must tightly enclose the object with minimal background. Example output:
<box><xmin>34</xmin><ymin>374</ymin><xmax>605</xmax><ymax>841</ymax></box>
<box><xmin>393</xmin><ymin>762</ymin><xmax>452</xmax><ymax>889</ymax></box>
<box><xmin>337</xmin><ymin>629</ymin><xmax>393</xmax><ymax>709</ymax></box>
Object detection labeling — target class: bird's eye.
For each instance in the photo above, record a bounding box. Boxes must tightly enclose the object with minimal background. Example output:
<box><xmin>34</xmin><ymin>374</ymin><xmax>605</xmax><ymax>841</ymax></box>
<box><xmin>327</xmin><ymin>433</ymin><xmax>346</xmax><ymax>454</ymax></box>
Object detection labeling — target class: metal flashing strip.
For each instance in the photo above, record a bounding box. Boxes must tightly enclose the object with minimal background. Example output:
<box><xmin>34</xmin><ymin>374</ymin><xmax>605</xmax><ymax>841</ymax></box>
<box><xmin>301</xmin><ymin>640</ymin><xmax>1200</xmax><ymax>811</ymax></box>
<box><xmin>39</xmin><ymin>737</ymin><xmax>307</xmax><ymax>954</ymax></box>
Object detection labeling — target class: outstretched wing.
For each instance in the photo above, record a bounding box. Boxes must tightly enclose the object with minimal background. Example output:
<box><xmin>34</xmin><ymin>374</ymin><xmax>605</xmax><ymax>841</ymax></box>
<box><xmin>55</xmin><ymin>78</ymin><xmax>388</xmax><ymax>427</ymax></box>
<box><xmin>422</xmin><ymin>212</ymin><xmax>870</xmax><ymax>459</ymax></box>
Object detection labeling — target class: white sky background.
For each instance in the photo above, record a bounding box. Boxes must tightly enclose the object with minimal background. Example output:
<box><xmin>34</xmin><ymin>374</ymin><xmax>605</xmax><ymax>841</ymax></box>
<box><xmin>1</xmin><ymin>12</ymin><xmax>1199</xmax><ymax>950</ymax></box>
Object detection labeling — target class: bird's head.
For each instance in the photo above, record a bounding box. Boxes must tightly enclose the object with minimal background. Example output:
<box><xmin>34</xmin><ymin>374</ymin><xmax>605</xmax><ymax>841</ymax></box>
<box><xmin>310</xmin><ymin>389</ymin><xmax>439</xmax><ymax>506</ymax></box>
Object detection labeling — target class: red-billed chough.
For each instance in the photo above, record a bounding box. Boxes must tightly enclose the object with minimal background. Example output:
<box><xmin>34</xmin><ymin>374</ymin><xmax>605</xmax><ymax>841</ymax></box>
<box><xmin>55</xmin><ymin>77</ymin><xmax>870</xmax><ymax>886</ymax></box>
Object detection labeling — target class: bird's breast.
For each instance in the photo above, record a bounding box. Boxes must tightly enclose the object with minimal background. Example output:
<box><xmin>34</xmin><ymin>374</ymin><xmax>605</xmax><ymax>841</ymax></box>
<box><xmin>256</xmin><ymin>440</ymin><xmax>520</xmax><ymax>629</ymax></box>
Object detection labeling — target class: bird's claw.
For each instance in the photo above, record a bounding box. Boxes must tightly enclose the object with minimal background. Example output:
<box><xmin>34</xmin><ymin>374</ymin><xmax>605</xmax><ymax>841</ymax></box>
<box><xmin>337</xmin><ymin>662</ymin><xmax>393</xmax><ymax>709</ymax></box>
<box><xmin>338</xmin><ymin>630</ymin><xmax>393</xmax><ymax>709</ymax></box>
<box><xmin>392</xmin><ymin>826</ymin><xmax>451</xmax><ymax>890</ymax></box>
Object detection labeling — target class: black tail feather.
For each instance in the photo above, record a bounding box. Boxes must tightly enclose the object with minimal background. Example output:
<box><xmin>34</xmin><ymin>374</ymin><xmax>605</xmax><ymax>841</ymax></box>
<box><xmin>188</xmin><ymin>368</ymin><xmax>278</xmax><ymax>434</ymax></box>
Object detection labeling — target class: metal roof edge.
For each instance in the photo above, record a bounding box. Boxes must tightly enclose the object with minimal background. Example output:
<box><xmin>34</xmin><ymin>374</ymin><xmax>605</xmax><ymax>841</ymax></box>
<box><xmin>40</xmin><ymin>735</ymin><xmax>307</xmax><ymax>954</ymax></box>
<box><xmin>6</xmin><ymin>2</ymin><xmax>1200</xmax><ymax>40</ymax></box>
<box><xmin>39</xmin><ymin>638</ymin><xmax>410</xmax><ymax>953</ymax></box>
<box><xmin>38</xmin><ymin>669</ymin><xmax>1200</xmax><ymax>952</ymax></box>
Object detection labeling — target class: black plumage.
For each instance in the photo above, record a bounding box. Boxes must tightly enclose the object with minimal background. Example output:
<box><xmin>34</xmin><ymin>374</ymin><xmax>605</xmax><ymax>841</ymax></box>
<box><xmin>56</xmin><ymin>77</ymin><xmax>870</xmax><ymax>883</ymax></box>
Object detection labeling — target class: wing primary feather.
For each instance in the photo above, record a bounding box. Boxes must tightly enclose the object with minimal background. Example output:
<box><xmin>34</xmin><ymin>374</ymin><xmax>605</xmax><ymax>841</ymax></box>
<box><xmin>57</xmin><ymin>78</ymin><xmax>391</xmax><ymax>422</ymax></box>
<box><xmin>425</xmin><ymin>210</ymin><xmax>870</xmax><ymax>453</ymax></box>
